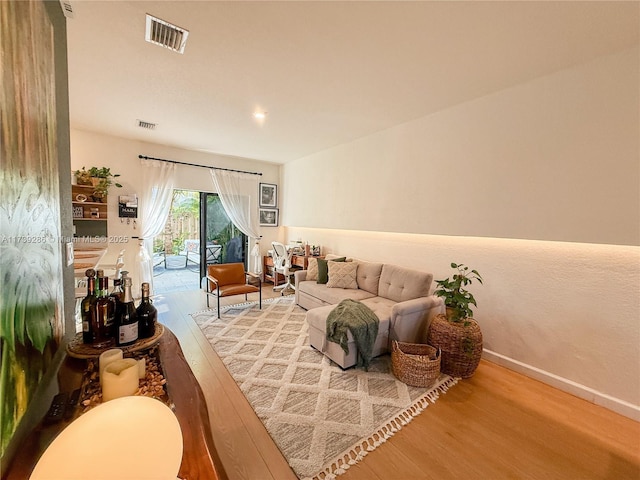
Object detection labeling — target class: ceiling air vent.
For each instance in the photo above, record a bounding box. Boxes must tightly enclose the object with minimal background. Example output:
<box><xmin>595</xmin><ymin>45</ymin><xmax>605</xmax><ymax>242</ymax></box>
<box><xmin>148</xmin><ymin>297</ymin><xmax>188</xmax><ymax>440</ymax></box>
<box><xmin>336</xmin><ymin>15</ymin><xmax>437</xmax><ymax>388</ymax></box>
<box><xmin>137</xmin><ymin>120</ymin><xmax>157</xmax><ymax>130</ymax></box>
<box><xmin>145</xmin><ymin>14</ymin><xmax>189</xmax><ymax>54</ymax></box>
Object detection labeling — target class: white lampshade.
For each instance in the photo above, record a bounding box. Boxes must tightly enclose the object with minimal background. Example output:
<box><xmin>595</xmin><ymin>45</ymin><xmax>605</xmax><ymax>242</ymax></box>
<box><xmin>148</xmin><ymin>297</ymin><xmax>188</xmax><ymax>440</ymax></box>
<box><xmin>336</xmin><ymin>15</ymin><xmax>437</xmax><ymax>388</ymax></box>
<box><xmin>30</xmin><ymin>396</ymin><xmax>183</xmax><ymax>480</ymax></box>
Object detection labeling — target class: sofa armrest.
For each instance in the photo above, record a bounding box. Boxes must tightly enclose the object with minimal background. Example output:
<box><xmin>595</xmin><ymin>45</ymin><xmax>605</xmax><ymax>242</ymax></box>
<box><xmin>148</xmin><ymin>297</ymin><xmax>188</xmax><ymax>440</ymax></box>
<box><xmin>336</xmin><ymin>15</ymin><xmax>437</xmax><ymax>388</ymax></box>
<box><xmin>294</xmin><ymin>269</ymin><xmax>307</xmax><ymax>285</ymax></box>
<box><xmin>294</xmin><ymin>270</ymin><xmax>307</xmax><ymax>305</ymax></box>
<box><xmin>389</xmin><ymin>295</ymin><xmax>445</xmax><ymax>344</ymax></box>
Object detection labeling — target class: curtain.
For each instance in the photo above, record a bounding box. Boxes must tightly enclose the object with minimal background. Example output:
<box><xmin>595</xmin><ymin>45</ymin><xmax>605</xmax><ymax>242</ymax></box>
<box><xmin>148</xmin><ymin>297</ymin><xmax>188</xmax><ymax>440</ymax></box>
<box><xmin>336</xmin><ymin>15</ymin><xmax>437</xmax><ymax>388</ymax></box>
<box><xmin>137</xmin><ymin>159</ymin><xmax>176</xmax><ymax>296</ymax></box>
<box><xmin>209</xmin><ymin>169</ymin><xmax>262</xmax><ymax>274</ymax></box>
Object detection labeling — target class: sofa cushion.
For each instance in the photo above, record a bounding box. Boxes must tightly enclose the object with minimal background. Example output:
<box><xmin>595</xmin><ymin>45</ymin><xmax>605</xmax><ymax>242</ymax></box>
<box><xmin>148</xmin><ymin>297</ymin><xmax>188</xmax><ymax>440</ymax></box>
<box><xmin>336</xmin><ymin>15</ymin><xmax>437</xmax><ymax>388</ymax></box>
<box><xmin>377</xmin><ymin>264</ymin><xmax>433</xmax><ymax>303</ymax></box>
<box><xmin>306</xmin><ymin>257</ymin><xmax>319</xmax><ymax>281</ymax></box>
<box><xmin>326</xmin><ymin>261</ymin><xmax>358</xmax><ymax>289</ymax></box>
<box><xmin>361</xmin><ymin>296</ymin><xmax>396</xmax><ymax>323</ymax></box>
<box><xmin>355</xmin><ymin>261</ymin><xmax>384</xmax><ymax>295</ymax></box>
<box><xmin>298</xmin><ymin>281</ymin><xmax>374</xmax><ymax>304</ymax></box>
<box><xmin>317</xmin><ymin>257</ymin><xmax>346</xmax><ymax>284</ymax></box>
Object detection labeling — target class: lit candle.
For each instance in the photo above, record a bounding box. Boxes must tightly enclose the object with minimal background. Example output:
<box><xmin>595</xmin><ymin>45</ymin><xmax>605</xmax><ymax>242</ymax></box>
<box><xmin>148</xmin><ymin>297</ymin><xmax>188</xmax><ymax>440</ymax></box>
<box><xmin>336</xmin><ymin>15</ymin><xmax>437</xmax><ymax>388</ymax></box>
<box><xmin>99</xmin><ymin>349</ymin><xmax>123</xmax><ymax>386</ymax></box>
<box><xmin>102</xmin><ymin>359</ymin><xmax>139</xmax><ymax>402</ymax></box>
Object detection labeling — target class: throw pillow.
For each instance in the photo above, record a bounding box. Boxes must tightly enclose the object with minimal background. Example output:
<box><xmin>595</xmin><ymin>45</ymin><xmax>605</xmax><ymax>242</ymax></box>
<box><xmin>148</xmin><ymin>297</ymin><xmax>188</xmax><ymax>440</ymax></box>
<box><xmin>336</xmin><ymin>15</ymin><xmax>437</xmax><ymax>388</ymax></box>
<box><xmin>306</xmin><ymin>257</ymin><xmax>319</xmax><ymax>281</ymax></box>
<box><xmin>326</xmin><ymin>261</ymin><xmax>358</xmax><ymax>289</ymax></box>
<box><xmin>317</xmin><ymin>257</ymin><xmax>346</xmax><ymax>284</ymax></box>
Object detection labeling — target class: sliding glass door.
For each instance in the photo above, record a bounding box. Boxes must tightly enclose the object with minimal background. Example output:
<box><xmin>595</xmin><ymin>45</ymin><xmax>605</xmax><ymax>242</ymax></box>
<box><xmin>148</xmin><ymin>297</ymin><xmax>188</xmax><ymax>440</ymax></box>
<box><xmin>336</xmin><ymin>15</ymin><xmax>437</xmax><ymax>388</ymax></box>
<box><xmin>199</xmin><ymin>192</ymin><xmax>247</xmax><ymax>279</ymax></box>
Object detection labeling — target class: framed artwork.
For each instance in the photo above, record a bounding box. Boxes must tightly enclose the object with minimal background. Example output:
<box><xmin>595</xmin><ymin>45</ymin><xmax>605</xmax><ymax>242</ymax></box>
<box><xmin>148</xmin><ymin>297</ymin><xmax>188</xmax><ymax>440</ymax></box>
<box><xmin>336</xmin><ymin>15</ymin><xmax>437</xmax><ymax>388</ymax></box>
<box><xmin>259</xmin><ymin>183</ymin><xmax>277</xmax><ymax>207</ymax></box>
<box><xmin>259</xmin><ymin>208</ymin><xmax>279</xmax><ymax>227</ymax></box>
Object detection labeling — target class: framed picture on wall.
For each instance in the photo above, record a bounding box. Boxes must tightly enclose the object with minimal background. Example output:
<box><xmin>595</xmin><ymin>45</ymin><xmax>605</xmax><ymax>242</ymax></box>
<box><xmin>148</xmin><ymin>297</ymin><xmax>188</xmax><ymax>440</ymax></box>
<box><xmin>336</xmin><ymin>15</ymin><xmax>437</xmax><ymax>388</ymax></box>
<box><xmin>259</xmin><ymin>183</ymin><xmax>277</xmax><ymax>207</ymax></box>
<box><xmin>259</xmin><ymin>208</ymin><xmax>279</xmax><ymax>226</ymax></box>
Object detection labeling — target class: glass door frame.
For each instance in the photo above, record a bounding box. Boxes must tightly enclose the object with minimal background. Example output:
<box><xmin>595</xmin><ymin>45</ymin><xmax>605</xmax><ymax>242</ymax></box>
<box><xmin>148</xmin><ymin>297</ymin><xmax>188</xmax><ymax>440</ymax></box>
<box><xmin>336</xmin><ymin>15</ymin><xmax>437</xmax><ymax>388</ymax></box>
<box><xmin>199</xmin><ymin>192</ymin><xmax>248</xmax><ymax>280</ymax></box>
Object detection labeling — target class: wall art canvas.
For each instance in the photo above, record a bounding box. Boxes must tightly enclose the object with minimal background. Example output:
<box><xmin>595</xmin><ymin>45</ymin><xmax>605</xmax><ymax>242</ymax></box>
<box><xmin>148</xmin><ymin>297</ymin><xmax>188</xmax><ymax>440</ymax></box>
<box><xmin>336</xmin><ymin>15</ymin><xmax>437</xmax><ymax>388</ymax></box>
<box><xmin>0</xmin><ymin>1</ymin><xmax>65</xmax><ymax>458</ymax></box>
<box><xmin>259</xmin><ymin>183</ymin><xmax>277</xmax><ymax>207</ymax></box>
<box><xmin>259</xmin><ymin>208</ymin><xmax>278</xmax><ymax>226</ymax></box>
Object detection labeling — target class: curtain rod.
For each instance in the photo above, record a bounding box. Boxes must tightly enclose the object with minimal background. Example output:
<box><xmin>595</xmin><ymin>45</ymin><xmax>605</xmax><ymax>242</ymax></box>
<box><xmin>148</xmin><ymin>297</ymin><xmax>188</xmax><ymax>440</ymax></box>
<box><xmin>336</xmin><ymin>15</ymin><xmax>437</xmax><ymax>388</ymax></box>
<box><xmin>138</xmin><ymin>154</ymin><xmax>262</xmax><ymax>176</ymax></box>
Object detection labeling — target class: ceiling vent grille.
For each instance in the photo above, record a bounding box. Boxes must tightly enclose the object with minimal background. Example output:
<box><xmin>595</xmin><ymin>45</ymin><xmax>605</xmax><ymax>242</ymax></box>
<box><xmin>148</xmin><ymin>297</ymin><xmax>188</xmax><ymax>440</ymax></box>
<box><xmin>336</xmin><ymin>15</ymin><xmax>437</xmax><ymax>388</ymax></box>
<box><xmin>145</xmin><ymin>14</ymin><xmax>189</xmax><ymax>54</ymax></box>
<box><xmin>137</xmin><ymin>120</ymin><xmax>157</xmax><ymax>130</ymax></box>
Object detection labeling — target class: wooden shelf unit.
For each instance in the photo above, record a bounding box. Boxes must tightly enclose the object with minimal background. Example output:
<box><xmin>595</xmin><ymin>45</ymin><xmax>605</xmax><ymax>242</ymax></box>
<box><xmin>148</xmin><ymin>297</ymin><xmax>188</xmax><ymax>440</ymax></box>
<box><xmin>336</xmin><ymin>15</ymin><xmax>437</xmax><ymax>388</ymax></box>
<box><xmin>72</xmin><ymin>184</ymin><xmax>107</xmax><ymax>236</ymax></box>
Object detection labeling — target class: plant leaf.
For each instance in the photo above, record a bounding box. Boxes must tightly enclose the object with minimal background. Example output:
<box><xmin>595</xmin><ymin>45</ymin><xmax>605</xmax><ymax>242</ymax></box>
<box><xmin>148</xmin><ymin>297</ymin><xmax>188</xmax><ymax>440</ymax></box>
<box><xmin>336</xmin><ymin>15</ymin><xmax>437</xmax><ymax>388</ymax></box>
<box><xmin>25</xmin><ymin>302</ymin><xmax>53</xmax><ymax>354</ymax></box>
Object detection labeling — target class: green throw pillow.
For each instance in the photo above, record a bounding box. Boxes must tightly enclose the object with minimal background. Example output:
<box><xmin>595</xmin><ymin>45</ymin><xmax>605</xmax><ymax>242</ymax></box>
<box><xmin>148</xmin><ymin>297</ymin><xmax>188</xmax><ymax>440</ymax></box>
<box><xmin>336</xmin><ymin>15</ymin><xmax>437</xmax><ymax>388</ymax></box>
<box><xmin>317</xmin><ymin>257</ymin><xmax>346</xmax><ymax>284</ymax></box>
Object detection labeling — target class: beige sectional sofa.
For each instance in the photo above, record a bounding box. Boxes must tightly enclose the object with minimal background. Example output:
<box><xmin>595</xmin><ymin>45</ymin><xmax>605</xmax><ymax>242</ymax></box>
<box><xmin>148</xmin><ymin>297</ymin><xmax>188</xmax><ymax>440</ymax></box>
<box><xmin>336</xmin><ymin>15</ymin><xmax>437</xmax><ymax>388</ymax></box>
<box><xmin>294</xmin><ymin>255</ymin><xmax>444</xmax><ymax>368</ymax></box>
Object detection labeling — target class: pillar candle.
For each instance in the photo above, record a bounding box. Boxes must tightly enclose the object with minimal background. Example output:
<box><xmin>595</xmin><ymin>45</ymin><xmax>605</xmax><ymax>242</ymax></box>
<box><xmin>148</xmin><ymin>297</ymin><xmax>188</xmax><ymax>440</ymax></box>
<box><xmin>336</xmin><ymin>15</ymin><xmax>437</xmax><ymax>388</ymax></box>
<box><xmin>99</xmin><ymin>348</ymin><xmax>123</xmax><ymax>386</ymax></box>
<box><xmin>137</xmin><ymin>358</ymin><xmax>146</xmax><ymax>379</ymax></box>
<box><xmin>102</xmin><ymin>358</ymin><xmax>139</xmax><ymax>402</ymax></box>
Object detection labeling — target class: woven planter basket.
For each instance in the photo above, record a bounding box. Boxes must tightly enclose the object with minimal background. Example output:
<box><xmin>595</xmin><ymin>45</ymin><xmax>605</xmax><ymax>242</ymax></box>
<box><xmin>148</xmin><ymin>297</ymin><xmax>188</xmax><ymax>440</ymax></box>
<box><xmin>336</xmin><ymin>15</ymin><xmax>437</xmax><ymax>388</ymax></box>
<box><xmin>391</xmin><ymin>341</ymin><xmax>441</xmax><ymax>388</ymax></box>
<box><xmin>427</xmin><ymin>314</ymin><xmax>482</xmax><ymax>378</ymax></box>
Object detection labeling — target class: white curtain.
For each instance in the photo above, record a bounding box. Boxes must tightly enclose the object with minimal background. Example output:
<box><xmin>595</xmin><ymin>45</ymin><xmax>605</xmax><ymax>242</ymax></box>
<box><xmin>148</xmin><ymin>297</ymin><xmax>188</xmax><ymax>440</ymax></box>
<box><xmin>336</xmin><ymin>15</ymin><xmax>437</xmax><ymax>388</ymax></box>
<box><xmin>209</xmin><ymin>169</ymin><xmax>262</xmax><ymax>274</ymax></box>
<box><xmin>138</xmin><ymin>159</ymin><xmax>176</xmax><ymax>296</ymax></box>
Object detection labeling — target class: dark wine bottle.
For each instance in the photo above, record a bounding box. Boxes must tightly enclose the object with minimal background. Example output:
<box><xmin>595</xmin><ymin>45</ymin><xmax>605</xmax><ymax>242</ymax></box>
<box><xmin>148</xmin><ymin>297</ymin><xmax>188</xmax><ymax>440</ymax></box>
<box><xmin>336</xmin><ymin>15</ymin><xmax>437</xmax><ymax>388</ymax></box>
<box><xmin>110</xmin><ymin>277</ymin><xmax>123</xmax><ymax>302</ymax></box>
<box><xmin>81</xmin><ymin>269</ymin><xmax>97</xmax><ymax>344</ymax></box>
<box><xmin>136</xmin><ymin>282</ymin><xmax>157</xmax><ymax>339</ymax></box>
<box><xmin>116</xmin><ymin>275</ymin><xmax>138</xmax><ymax>346</ymax></box>
<box><xmin>92</xmin><ymin>274</ymin><xmax>114</xmax><ymax>348</ymax></box>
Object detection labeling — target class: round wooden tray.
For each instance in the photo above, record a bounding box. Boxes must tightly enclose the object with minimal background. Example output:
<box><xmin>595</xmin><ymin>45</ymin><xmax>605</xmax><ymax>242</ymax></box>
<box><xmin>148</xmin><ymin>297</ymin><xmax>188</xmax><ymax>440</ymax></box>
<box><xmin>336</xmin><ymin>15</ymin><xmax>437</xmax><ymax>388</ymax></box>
<box><xmin>66</xmin><ymin>324</ymin><xmax>164</xmax><ymax>359</ymax></box>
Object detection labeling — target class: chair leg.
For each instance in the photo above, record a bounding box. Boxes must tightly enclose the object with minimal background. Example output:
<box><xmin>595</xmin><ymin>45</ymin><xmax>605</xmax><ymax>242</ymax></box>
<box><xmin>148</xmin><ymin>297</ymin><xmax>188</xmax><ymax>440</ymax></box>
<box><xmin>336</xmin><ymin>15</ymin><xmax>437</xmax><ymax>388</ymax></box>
<box><xmin>259</xmin><ymin>287</ymin><xmax>262</xmax><ymax>310</ymax></box>
<box><xmin>217</xmin><ymin>293</ymin><xmax>221</xmax><ymax>318</ymax></box>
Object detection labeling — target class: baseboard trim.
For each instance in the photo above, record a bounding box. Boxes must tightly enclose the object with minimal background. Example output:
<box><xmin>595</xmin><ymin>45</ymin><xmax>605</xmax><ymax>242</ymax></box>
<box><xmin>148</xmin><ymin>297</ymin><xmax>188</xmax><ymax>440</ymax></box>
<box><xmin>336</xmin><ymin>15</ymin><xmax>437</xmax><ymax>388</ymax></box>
<box><xmin>482</xmin><ymin>349</ymin><xmax>640</xmax><ymax>422</ymax></box>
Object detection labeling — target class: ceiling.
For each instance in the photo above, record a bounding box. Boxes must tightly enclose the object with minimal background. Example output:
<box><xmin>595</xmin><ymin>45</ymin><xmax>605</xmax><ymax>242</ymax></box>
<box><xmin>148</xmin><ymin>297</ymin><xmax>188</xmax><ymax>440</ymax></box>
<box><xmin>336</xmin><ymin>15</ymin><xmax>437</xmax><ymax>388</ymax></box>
<box><xmin>65</xmin><ymin>1</ymin><xmax>639</xmax><ymax>164</ymax></box>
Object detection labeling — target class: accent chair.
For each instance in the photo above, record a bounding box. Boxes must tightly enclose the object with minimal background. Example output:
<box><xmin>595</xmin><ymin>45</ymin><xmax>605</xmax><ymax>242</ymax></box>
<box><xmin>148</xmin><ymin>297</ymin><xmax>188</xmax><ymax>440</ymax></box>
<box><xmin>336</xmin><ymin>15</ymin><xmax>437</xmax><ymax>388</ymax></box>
<box><xmin>205</xmin><ymin>263</ymin><xmax>261</xmax><ymax>317</ymax></box>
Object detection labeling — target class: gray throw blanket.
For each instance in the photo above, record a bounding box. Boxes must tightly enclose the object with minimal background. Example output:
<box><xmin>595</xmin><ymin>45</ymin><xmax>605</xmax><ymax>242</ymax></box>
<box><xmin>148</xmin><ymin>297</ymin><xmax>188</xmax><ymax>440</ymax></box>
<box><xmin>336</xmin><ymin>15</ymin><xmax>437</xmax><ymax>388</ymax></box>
<box><xmin>326</xmin><ymin>299</ymin><xmax>379</xmax><ymax>370</ymax></box>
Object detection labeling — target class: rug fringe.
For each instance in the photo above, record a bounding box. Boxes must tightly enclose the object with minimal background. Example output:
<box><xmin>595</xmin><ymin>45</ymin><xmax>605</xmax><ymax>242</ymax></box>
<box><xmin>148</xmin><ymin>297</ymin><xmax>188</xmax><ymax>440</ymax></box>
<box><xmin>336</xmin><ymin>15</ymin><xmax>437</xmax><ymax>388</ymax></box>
<box><xmin>306</xmin><ymin>375</ymin><xmax>459</xmax><ymax>480</ymax></box>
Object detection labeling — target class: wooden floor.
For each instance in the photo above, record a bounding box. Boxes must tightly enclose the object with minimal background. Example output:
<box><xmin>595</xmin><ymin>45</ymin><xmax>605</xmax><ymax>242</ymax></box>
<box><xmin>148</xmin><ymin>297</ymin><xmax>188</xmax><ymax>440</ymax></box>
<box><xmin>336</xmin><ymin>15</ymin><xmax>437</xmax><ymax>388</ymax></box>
<box><xmin>156</xmin><ymin>287</ymin><xmax>640</xmax><ymax>480</ymax></box>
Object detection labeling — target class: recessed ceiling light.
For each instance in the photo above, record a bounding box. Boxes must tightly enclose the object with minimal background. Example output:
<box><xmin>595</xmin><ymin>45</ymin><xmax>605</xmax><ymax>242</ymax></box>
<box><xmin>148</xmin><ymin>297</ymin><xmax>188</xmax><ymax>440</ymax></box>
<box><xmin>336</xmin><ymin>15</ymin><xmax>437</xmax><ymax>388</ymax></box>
<box><xmin>253</xmin><ymin>112</ymin><xmax>267</xmax><ymax>120</ymax></box>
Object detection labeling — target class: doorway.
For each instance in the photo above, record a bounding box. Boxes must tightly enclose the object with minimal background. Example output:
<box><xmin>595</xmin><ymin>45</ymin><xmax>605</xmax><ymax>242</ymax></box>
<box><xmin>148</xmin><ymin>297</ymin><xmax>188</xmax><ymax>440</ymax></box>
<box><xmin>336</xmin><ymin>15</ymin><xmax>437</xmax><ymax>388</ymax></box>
<box><xmin>198</xmin><ymin>193</ymin><xmax>248</xmax><ymax>279</ymax></box>
<box><xmin>152</xmin><ymin>190</ymin><xmax>247</xmax><ymax>294</ymax></box>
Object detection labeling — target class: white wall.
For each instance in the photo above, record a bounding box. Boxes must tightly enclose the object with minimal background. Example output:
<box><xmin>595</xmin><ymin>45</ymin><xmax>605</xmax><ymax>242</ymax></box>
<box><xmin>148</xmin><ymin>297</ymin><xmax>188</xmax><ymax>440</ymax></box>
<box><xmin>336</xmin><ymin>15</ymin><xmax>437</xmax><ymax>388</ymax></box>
<box><xmin>284</xmin><ymin>47</ymin><xmax>639</xmax><ymax>246</ymax></box>
<box><xmin>282</xmin><ymin>48</ymin><xmax>640</xmax><ymax>419</ymax></box>
<box><xmin>70</xmin><ymin>129</ymin><xmax>282</xmax><ymax>288</ymax></box>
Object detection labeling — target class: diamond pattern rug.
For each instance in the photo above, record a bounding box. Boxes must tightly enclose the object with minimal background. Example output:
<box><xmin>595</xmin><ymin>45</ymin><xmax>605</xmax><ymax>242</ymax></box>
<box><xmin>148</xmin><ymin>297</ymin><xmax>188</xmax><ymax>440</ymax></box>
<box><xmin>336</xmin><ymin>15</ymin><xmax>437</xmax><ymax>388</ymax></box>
<box><xmin>192</xmin><ymin>296</ymin><xmax>457</xmax><ymax>480</ymax></box>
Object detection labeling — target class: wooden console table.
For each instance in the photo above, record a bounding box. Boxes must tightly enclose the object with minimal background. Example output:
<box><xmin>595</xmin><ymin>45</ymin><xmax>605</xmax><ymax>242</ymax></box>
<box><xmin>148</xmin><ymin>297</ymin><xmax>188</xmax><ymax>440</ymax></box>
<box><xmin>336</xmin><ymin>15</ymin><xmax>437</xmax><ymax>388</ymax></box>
<box><xmin>3</xmin><ymin>327</ymin><xmax>227</xmax><ymax>480</ymax></box>
<box><xmin>263</xmin><ymin>254</ymin><xmax>322</xmax><ymax>285</ymax></box>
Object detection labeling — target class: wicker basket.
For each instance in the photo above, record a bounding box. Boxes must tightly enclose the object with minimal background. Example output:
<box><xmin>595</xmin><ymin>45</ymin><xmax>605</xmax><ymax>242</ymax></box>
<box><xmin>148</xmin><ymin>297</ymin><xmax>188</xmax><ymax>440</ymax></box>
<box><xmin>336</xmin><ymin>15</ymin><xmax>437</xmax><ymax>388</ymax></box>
<box><xmin>427</xmin><ymin>314</ymin><xmax>483</xmax><ymax>378</ymax></box>
<box><xmin>391</xmin><ymin>341</ymin><xmax>441</xmax><ymax>387</ymax></box>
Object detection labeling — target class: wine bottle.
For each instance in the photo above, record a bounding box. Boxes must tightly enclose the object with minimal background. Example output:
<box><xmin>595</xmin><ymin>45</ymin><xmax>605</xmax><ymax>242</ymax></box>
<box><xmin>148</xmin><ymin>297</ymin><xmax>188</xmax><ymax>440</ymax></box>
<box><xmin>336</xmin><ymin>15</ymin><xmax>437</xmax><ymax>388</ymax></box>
<box><xmin>110</xmin><ymin>277</ymin><xmax>123</xmax><ymax>302</ymax></box>
<box><xmin>116</xmin><ymin>275</ymin><xmax>138</xmax><ymax>346</ymax></box>
<box><xmin>136</xmin><ymin>282</ymin><xmax>157</xmax><ymax>339</ymax></box>
<box><xmin>81</xmin><ymin>269</ymin><xmax>97</xmax><ymax>344</ymax></box>
<box><xmin>92</xmin><ymin>274</ymin><xmax>114</xmax><ymax>348</ymax></box>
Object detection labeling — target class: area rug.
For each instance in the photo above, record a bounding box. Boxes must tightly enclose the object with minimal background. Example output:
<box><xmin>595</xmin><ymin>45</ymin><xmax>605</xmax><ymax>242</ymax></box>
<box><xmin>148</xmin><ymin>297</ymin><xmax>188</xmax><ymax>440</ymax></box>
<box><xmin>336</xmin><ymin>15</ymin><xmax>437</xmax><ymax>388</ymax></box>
<box><xmin>191</xmin><ymin>296</ymin><xmax>457</xmax><ymax>480</ymax></box>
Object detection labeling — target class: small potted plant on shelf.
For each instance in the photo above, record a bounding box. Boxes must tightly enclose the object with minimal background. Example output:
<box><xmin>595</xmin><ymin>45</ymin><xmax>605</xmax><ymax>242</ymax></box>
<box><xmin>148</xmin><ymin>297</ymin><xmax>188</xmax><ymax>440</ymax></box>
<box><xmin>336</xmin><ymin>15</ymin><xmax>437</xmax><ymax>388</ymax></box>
<box><xmin>74</xmin><ymin>166</ymin><xmax>122</xmax><ymax>201</ymax></box>
<box><xmin>74</xmin><ymin>167</ymin><xmax>92</xmax><ymax>185</ymax></box>
<box><xmin>428</xmin><ymin>263</ymin><xmax>484</xmax><ymax>378</ymax></box>
<box><xmin>88</xmin><ymin>167</ymin><xmax>122</xmax><ymax>187</ymax></box>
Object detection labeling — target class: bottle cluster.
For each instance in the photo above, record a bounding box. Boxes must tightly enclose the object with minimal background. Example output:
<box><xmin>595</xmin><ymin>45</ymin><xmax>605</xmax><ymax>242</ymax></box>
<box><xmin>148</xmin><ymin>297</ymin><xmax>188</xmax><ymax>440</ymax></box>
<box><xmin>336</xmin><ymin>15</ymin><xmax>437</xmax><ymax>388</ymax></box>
<box><xmin>81</xmin><ymin>269</ymin><xmax>157</xmax><ymax>348</ymax></box>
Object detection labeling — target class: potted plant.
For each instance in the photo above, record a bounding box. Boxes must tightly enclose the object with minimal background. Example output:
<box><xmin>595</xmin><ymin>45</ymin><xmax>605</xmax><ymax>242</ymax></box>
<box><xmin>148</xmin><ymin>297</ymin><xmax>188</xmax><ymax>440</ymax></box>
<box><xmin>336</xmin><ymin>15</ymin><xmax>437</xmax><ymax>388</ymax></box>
<box><xmin>427</xmin><ymin>263</ymin><xmax>484</xmax><ymax>378</ymax></box>
<box><xmin>88</xmin><ymin>167</ymin><xmax>122</xmax><ymax>187</ymax></box>
<box><xmin>91</xmin><ymin>178</ymin><xmax>113</xmax><ymax>202</ymax></box>
<box><xmin>74</xmin><ymin>167</ymin><xmax>92</xmax><ymax>185</ymax></box>
<box><xmin>74</xmin><ymin>166</ymin><xmax>122</xmax><ymax>201</ymax></box>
